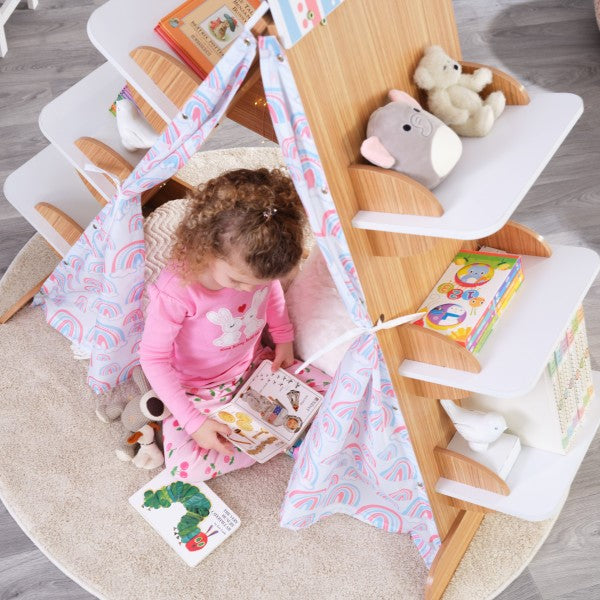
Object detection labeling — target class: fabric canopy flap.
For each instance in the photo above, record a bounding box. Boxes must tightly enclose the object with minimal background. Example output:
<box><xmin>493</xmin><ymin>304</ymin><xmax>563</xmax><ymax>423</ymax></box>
<box><xmin>35</xmin><ymin>33</ymin><xmax>257</xmax><ymax>392</ymax></box>
<box><xmin>258</xmin><ymin>36</ymin><xmax>440</xmax><ymax>566</ymax></box>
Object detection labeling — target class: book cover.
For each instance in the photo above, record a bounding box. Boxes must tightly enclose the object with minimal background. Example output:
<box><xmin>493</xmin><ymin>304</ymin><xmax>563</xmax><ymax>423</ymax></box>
<box><xmin>211</xmin><ymin>359</ymin><xmax>323</xmax><ymax>463</ymax></box>
<box><xmin>129</xmin><ymin>469</ymin><xmax>240</xmax><ymax>567</ymax></box>
<box><xmin>415</xmin><ymin>249</ymin><xmax>523</xmax><ymax>351</ymax></box>
<box><xmin>156</xmin><ymin>0</ymin><xmax>261</xmax><ymax>79</ymax></box>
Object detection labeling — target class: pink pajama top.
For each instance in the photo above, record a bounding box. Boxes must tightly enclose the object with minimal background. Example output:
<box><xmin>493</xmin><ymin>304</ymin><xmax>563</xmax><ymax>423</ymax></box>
<box><xmin>139</xmin><ymin>268</ymin><xmax>294</xmax><ymax>436</ymax></box>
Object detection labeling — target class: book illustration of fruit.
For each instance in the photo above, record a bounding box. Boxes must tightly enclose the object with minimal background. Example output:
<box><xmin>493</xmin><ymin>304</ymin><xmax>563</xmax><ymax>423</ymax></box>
<box><xmin>142</xmin><ymin>480</ymin><xmax>216</xmax><ymax>552</ymax></box>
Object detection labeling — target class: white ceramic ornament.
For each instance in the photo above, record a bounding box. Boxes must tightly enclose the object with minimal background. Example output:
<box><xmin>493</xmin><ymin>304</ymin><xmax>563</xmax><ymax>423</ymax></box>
<box><xmin>115</xmin><ymin>98</ymin><xmax>159</xmax><ymax>152</ymax></box>
<box><xmin>440</xmin><ymin>399</ymin><xmax>507</xmax><ymax>452</ymax></box>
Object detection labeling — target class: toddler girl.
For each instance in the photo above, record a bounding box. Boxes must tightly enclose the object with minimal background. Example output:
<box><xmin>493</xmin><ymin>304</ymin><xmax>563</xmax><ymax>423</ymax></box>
<box><xmin>140</xmin><ymin>168</ymin><xmax>330</xmax><ymax>481</ymax></box>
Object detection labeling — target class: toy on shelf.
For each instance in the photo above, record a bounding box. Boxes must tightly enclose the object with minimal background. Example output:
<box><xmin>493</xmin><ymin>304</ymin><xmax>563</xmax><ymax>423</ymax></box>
<box><xmin>360</xmin><ymin>89</ymin><xmax>462</xmax><ymax>189</ymax></box>
<box><xmin>115</xmin><ymin>98</ymin><xmax>160</xmax><ymax>151</ymax></box>
<box><xmin>115</xmin><ymin>366</ymin><xmax>171</xmax><ymax>469</ymax></box>
<box><xmin>439</xmin><ymin>399</ymin><xmax>521</xmax><ymax>486</ymax></box>
<box><xmin>414</xmin><ymin>248</ymin><xmax>523</xmax><ymax>352</ymax></box>
<box><xmin>440</xmin><ymin>399</ymin><xmax>506</xmax><ymax>452</ymax></box>
<box><xmin>414</xmin><ymin>45</ymin><xmax>506</xmax><ymax>137</ymax></box>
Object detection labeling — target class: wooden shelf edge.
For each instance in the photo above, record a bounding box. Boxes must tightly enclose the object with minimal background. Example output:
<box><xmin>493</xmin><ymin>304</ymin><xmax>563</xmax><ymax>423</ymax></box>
<box><xmin>348</xmin><ymin>163</ymin><xmax>444</xmax><ymax>217</ymax></box>
<box><xmin>130</xmin><ymin>46</ymin><xmax>201</xmax><ymax>113</ymax></box>
<box><xmin>35</xmin><ymin>202</ymin><xmax>84</xmax><ymax>248</ymax></box>
<box><xmin>425</xmin><ymin>510</ymin><xmax>485</xmax><ymax>600</ymax></box>
<box><xmin>434</xmin><ymin>446</ymin><xmax>510</xmax><ymax>495</ymax></box>
<box><xmin>460</xmin><ymin>61</ymin><xmax>530</xmax><ymax>106</ymax></box>
<box><xmin>398</xmin><ymin>323</ymin><xmax>481</xmax><ymax>373</ymax></box>
<box><xmin>478</xmin><ymin>220</ymin><xmax>552</xmax><ymax>258</ymax></box>
<box><xmin>75</xmin><ymin>136</ymin><xmax>134</xmax><ymax>182</ymax></box>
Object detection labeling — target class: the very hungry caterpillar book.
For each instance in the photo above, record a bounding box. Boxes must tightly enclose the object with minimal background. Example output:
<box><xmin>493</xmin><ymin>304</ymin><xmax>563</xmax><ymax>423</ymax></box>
<box><xmin>414</xmin><ymin>249</ymin><xmax>523</xmax><ymax>352</ymax></box>
<box><xmin>129</xmin><ymin>469</ymin><xmax>240</xmax><ymax>567</ymax></box>
<box><xmin>211</xmin><ymin>359</ymin><xmax>323</xmax><ymax>463</ymax></box>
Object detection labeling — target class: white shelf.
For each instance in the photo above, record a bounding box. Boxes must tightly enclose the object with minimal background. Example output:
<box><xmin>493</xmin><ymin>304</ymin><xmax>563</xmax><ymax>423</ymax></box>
<box><xmin>3</xmin><ymin>145</ymin><xmax>100</xmax><ymax>256</ymax></box>
<box><xmin>398</xmin><ymin>245</ymin><xmax>600</xmax><ymax>397</ymax></box>
<box><xmin>352</xmin><ymin>93</ymin><xmax>583</xmax><ymax>240</ymax></box>
<box><xmin>39</xmin><ymin>61</ymin><xmax>147</xmax><ymax>203</ymax></box>
<box><xmin>436</xmin><ymin>371</ymin><xmax>600</xmax><ymax>521</ymax></box>
<box><xmin>87</xmin><ymin>0</ymin><xmax>182</xmax><ymax>123</ymax></box>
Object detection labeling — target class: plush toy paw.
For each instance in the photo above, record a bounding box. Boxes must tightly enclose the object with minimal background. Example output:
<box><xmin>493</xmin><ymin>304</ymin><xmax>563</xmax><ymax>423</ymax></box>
<box><xmin>470</xmin><ymin>67</ymin><xmax>493</xmax><ymax>90</ymax></box>
<box><xmin>485</xmin><ymin>91</ymin><xmax>506</xmax><ymax>119</ymax></box>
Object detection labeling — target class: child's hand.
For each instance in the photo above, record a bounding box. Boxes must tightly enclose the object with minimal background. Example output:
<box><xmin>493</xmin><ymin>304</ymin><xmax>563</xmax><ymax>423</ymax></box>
<box><xmin>191</xmin><ymin>419</ymin><xmax>235</xmax><ymax>454</ymax></box>
<box><xmin>272</xmin><ymin>341</ymin><xmax>295</xmax><ymax>371</ymax></box>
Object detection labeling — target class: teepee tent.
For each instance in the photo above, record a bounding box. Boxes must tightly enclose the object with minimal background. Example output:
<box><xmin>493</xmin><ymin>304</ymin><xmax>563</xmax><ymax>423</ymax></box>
<box><xmin>36</xmin><ymin>19</ymin><xmax>440</xmax><ymax>565</ymax></box>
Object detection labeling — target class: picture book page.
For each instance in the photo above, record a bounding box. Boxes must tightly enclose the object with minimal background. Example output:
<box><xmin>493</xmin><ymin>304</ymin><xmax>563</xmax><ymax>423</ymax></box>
<box><xmin>129</xmin><ymin>469</ymin><xmax>240</xmax><ymax>567</ymax></box>
<box><xmin>211</xmin><ymin>360</ymin><xmax>323</xmax><ymax>463</ymax></box>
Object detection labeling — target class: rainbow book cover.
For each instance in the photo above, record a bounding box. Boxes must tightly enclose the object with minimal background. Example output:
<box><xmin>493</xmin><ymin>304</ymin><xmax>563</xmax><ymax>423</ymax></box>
<box><xmin>415</xmin><ymin>249</ymin><xmax>523</xmax><ymax>351</ymax></box>
<box><xmin>129</xmin><ymin>469</ymin><xmax>240</xmax><ymax>567</ymax></box>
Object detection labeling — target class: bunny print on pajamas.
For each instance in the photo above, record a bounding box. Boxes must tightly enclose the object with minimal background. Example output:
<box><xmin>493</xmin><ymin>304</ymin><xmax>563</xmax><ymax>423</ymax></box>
<box><xmin>242</xmin><ymin>288</ymin><xmax>268</xmax><ymax>337</ymax></box>
<box><xmin>206</xmin><ymin>308</ymin><xmax>244</xmax><ymax>347</ymax></box>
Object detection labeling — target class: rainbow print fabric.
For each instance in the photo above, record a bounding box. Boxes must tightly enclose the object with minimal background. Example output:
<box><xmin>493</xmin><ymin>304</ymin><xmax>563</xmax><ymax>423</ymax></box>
<box><xmin>35</xmin><ymin>33</ymin><xmax>258</xmax><ymax>393</ymax></box>
<box><xmin>259</xmin><ymin>36</ymin><xmax>440</xmax><ymax>566</ymax></box>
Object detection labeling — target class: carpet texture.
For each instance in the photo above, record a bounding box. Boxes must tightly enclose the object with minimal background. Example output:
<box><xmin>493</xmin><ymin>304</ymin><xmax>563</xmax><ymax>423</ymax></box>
<box><xmin>0</xmin><ymin>147</ymin><xmax>557</xmax><ymax>600</ymax></box>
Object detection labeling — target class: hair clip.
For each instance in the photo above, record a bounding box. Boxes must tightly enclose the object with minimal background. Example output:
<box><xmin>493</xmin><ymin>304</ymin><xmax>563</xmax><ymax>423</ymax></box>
<box><xmin>263</xmin><ymin>207</ymin><xmax>278</xmax><ymax>219</ymax></box>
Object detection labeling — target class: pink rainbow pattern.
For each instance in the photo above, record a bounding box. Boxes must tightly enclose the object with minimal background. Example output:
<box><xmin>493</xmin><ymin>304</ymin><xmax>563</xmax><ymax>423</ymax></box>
<box><xmin>259</xmin><ymin>37</ymin><xmax>440</xmax><ymax>567</ymax></box>
<box><xmin>34</xmin><ymin>34</ymin><xmax>257</xmax><ymax>392</ymax></box>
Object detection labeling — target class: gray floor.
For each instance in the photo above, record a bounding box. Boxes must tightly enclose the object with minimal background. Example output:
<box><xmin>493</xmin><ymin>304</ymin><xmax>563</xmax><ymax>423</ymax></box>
<box><xmin>0</xmin><ymin>0</ymin><xmax>599</xmax><ymax>598</ymax></box>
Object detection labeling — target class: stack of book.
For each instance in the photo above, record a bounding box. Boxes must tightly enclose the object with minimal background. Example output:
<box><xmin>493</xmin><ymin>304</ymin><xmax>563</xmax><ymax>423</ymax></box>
<box><xmin>155</xmin><ymin>0</ymin><xmax>262</xmax><ymax>80</ymax></box>
<box><xmin>548</xmin><ymin>305</ymin><xmax>594</xmax><ymax>450</ymax></box>
<box><xmin>415</xmin><ymin>248</ymin><xmax>524</xmax><ymax>353</ymax></box>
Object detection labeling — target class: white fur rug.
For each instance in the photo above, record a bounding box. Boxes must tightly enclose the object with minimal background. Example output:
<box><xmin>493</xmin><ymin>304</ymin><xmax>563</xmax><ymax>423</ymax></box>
<box><xmin>0</xmin><ymin>147</ymin><xmax>557</xmax><ymax>600</ymax></box>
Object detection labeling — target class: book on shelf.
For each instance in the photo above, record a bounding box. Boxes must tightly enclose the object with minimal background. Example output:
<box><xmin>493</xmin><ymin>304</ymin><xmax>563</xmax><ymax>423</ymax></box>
<box><xmin>129</xmin><ymin>468</ymin><xmax>240</xmax><ymax>566</ymax></box>
<box><xmin>155</xmin><ymin>0</ymin><xmax>262</xmax><ymax>80</ymax></box>
<box><xmin>414</xmin><ymin>248</ymin><xmax>523</xmax><ymax>352</ymax></box>
<box><xmin>211</xmin><ymin>359</ymin><xmax>323</xmax><ymax>463</ymax></box>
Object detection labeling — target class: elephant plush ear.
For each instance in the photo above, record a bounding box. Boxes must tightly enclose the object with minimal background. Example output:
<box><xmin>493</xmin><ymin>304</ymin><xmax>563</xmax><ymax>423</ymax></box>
<box><xmin>360</xmin><ymin>136</ymin><xmax>396</xmax><ymax>169</ymax></box>
<box><xmin>388</xmin><ymin>89</ymin><xmax>422</xmax><ymax>109</ymax></box>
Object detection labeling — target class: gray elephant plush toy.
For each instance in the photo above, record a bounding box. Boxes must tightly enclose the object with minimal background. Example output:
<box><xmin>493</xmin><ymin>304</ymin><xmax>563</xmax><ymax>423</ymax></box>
<box><xmin>360</xmin><ymin>89</ymin><xmax>462</xmax><ymax>189</ymax></box>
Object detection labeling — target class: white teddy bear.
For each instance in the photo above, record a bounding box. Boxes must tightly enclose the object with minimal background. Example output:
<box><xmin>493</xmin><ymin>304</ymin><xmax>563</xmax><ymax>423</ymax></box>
<box><xmin>414</xmin><ymin>45</ymin><xmax>506</xmax><ymax>137</ymax></box>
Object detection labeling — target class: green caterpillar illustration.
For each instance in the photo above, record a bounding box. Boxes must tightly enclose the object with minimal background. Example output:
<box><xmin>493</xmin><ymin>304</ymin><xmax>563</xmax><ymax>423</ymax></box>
<box><xmin>143</xmin><ymin>481</ymin><xmax>217</xmax><ymax>551</ymax></box>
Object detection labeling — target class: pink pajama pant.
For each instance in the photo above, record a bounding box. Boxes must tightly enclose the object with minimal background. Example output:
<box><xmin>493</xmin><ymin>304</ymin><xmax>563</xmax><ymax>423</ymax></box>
<box><xmin>162</xmin><ymin>349</ymin><xmax>331</xmax><ymax>481</ymax></box>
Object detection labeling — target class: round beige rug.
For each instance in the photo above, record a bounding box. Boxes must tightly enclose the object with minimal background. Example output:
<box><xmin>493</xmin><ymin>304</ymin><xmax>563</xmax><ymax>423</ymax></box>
<box><xmin>0</xmin><ymin>148</ymin><xmax>558</xmax><ymax>600</ymax></box>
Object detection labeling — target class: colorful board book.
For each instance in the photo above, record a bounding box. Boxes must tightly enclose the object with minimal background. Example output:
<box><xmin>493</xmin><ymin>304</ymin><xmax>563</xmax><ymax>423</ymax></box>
<box><xmin>210</xmin><ymin>359</ymin><xmax>323</xmax><ymax>463</ymax></box>
<box><xmin>129</xmin><ymin>469</ymin><xmax>240</xmax><ymax>567</ymax></box>
<box><xmin>155</xmin><ymin>0</ymin><xmax>261</xmax><ymax>79</ymax></box>
<box><xmin>415</xmin><ymin>249</ymin><xmax>523</xmax><ymax>352</ymax></box>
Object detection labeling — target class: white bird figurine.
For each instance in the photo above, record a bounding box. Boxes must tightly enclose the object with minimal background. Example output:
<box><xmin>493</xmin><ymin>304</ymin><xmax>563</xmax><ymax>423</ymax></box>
<box><xmin>115</xmin><ymin>98</ymin><xmax>159</xmax><ymax>152</ymax></box>
<box><xmin>440</xmin><ymin>399</ymin><xmax>507</xmax><ymax>452</ymax></box>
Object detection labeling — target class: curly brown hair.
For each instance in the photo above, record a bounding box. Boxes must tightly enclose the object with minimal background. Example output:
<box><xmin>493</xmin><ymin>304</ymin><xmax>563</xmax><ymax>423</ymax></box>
<box><xmin>171</xmin><ymin>168</ymin><xmax>307</xmax><ymax>282</ymax></box>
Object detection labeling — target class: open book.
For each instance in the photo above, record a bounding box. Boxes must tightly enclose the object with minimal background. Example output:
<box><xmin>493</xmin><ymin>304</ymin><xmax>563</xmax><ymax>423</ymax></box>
<box><xmin>211</xmin><ymin>359</ymin><xmax>323</xmax><ymax>463</ymax></box>
<box><xmin>129</xmin><ymin>469</ymin><xmax>240</xmax><ymax>567</ymax></box>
